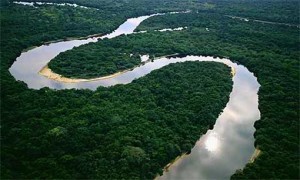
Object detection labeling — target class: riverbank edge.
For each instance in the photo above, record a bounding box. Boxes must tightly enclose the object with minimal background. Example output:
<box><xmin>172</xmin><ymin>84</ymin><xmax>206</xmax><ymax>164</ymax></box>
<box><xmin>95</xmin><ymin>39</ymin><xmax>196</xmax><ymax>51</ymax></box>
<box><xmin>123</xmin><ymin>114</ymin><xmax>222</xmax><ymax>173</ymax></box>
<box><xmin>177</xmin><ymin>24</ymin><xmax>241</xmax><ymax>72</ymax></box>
<box><xmin>39</xmin><ymin>54</ymin><xmax>179</xmax><ymax>83</ymax></box>
<box><xmin>44</xmin><ymin>33</ymin><xmax>103</xmax><ymax>45</ymax></box>
<box><xmin>20</xmin><ymin>33</ymin><xmax>103</xmax><ymax>53</ymax></box>
<box><xmin>249</xmin><ymin>148</ymin><xmax>261</xmax><ymax>163</ymax></box>
<box><xmin>154</xmin><ymin>153</ymin><xmax>189</xmax><ymax>180</ymax></box>
<box><xmin>39</xmin><ymin>53</ymin><xmax>236</xmax><ymax>83</ymax></box>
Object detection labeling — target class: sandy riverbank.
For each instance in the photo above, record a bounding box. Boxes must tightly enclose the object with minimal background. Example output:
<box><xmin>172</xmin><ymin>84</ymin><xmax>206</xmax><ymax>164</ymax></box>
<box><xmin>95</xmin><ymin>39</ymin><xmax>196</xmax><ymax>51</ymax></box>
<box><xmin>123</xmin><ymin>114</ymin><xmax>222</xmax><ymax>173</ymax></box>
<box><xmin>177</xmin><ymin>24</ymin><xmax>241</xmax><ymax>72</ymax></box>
<box><xmin>164</xmin><ymin>153</ymin><xmax>189</xmax><ymax>172</ymax></box>
<box><xmin>154</xmin><ymin>153</ymin><xmax>188</xmax><ymax>179</ymax></box>
<box><xmin>249</xmin><ymin>148</ymin><xmax>261</xmax><ymax>163</ymax></box>
<box><xmin>38</xmin><ymin>54</ymin><xmax>180</xmax><ymax>83</ymax></box>
<box><xmin>231</xmin><ymin>67</ymin><xmax>236</xmax><ymax>77</ymax></box>
<box><xmin>39</xmin><ymin>65</ymin><xmax>85</xmax><ymax>83</ymax></box>
<box><xmin>39</xmin><ymin>54</ymin><xmax>234</xmax><ymax>83</ymax></box>
<box><xmin>39</xmin><ymin>65</ymin><xmax>133</xmax><ymax>83</ymax></box>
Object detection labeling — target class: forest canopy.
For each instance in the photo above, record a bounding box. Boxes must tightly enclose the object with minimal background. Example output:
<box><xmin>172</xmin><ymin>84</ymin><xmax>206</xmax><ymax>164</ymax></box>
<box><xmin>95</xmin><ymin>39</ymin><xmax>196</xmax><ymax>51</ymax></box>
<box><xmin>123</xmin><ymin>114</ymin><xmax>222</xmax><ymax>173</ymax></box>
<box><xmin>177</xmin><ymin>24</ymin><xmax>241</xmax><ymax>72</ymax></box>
<box><xmin>1</xmin><ymin>0</ymin><xmax>299</xmax><ymax>179</ymax></box>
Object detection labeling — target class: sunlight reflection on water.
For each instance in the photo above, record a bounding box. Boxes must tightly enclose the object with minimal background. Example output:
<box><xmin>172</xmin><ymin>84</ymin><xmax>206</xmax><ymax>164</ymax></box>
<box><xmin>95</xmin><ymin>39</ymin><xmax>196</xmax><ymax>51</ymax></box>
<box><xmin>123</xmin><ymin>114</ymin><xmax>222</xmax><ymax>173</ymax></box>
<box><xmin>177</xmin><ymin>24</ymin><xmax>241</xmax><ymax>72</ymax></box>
<box><xmin>9</xmin><ymin>12</ymin><xmax>260</xmax><ymax>180</ymax></box>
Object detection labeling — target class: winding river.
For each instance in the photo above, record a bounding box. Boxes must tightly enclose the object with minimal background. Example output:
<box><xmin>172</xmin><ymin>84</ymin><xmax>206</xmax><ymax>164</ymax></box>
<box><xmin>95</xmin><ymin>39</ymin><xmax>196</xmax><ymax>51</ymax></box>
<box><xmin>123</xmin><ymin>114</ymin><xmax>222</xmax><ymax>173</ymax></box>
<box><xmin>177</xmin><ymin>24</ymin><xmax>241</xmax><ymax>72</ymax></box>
<box><xmin>9</xmin><ymin>5</ymin><xmax>260</xmax><ymax>180</ymax></box>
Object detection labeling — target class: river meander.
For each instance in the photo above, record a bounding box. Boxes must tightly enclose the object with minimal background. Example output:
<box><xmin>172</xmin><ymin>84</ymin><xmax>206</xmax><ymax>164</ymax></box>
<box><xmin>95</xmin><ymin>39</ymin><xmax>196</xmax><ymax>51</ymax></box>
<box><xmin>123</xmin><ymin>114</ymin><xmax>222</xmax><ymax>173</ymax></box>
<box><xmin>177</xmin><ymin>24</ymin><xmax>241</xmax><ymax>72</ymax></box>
<box><xmin>9</xmin><ymin>7</ymin><xmax>260</xmax><ymax>180</ymax></box>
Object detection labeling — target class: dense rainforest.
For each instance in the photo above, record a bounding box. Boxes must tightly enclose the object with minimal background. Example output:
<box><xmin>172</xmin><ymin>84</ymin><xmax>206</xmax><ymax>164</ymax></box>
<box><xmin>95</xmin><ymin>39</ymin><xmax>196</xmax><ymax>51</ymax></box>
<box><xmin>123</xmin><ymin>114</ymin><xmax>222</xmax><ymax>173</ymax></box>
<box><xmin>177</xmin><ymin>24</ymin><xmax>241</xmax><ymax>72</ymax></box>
<box><xmin>3</xmin><ymin>60</ymin><xmax>232</xmax><ymax>179</ymax></box>
<box><xmin>1</xmin><ymin>1</ymin><xmax>234</xmax><ymax>179</ymax></box>
<box><xmin>1</xmin><ymin>0</ymin><xmax>300</xmax><ymax>179</ymax></box>
<box><xmin>136</xmin><ymin>12</ymin><xmax>300</xmax><ymax>179</ymax></box>
<box><xmin>49</xmin><ymin>11</ymin><xmax>299</xmax><ymax>79</ymax></box>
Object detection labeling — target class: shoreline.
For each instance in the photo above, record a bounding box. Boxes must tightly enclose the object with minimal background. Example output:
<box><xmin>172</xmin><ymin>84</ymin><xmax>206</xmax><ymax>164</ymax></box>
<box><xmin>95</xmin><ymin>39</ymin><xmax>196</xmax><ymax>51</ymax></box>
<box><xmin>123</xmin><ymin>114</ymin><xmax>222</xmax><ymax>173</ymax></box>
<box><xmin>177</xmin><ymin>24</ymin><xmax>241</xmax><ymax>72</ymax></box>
<box><xmin>44</xmin><ymin>33</ymin><xmax>103</xmax><ymax>45</ymax></box>
<box><xmin>38</xmin><ymin>53</ymin><xmax>180</xmax><ymax>83</ymax></box>
<box><xmin>21</xmin><ymin>33</ymin><xmax>103</xmax><ymax>53</ymax></box>
<box><xmin>164</xmin><ymin>153</ymin><xmax>188</xmax><ymax>172</ymax></box>
<box><xmin>249</xmin><ymin>148</ymin><xmax>261</xmax><ymax>163</ymax></box>
<box><xmin>39</xmin><ymin>65</ymin><xmax>135</xmax><ymax>83</ymax></box>
<box><xmin>231</xmin><ymin>66</ymin><xmax>236</xmax><ymax>77</ymax></box>
<box><xmin>39</xmin><ymin>53</ymin><xmax>235</xmax><ymax>83</ymax></box>
<box><xmin>154</xmin><ymin>153</ymin><xmax>188</xmax><ymax>180</ymax></box>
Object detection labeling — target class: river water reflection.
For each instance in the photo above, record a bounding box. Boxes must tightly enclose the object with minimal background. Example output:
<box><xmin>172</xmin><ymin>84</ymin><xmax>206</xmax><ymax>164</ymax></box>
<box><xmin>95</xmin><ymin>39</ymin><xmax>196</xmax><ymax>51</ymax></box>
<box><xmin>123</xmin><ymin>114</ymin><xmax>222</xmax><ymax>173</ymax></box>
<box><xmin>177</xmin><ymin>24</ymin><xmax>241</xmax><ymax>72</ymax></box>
<box><xmin>9</xmin><ymin>12</ymin><xmax>260</xmax><ymax>180</ymax></box>
<box><xmin>157</xmin><ymin>58</ymin><xmax>260</xmax><ymax>180</ymax></box>
<box><xmin>9</xmin><ymin>13</ymin><xmax>163</xmax><ymax>90</ymax></box>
